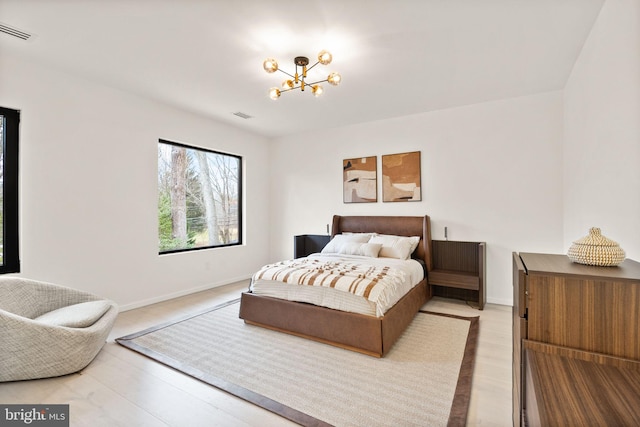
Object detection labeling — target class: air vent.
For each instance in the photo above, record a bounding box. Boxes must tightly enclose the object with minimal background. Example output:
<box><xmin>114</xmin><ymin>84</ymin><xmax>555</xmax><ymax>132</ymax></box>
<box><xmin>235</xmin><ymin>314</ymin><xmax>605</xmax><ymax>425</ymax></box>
<box><xmin>0</xmin><ymin>22</ymin><xmax>33</xmax><ymax>41</ymax></box>
<box><xmin>233</xmin><ymin>112</ymin><xmax>253</xmax><ymax>119</ymax></box>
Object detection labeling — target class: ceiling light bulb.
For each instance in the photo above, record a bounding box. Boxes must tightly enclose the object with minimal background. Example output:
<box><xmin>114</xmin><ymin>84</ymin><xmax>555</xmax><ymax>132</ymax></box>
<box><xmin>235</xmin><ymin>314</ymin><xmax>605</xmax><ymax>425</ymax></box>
<box><xmin>282</xmin><ymin>79</ymin><xmax>294</xmax><ymax>89</ymax></box>
<box><xmin>312</xmin><ymin>85</ymin><xmax>324</xmax><ymax>97</ymax></box>
<box><xmin>317</xmin><ymin>50</ymin><xmax>332</xmax><ymax>65</ymax></box>
<box><xmin>268</xmin><ymin>87</ymin><xmax>281</xmax><ymax>100</ymax></box>
<box><xmin>327</xmin><ymin>72</ymin><xmax>341</xmax><ymax>86</ymax></box>
<box><xmin>263</xmin><ymin>58</ymin><xmax>278</xmax><ymax>73</ymax></box>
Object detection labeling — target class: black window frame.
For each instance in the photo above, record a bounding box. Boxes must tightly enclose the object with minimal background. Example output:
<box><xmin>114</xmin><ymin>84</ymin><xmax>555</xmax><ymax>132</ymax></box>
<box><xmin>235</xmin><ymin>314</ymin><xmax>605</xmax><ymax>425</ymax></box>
<box><xmin>158</xmin><ymin>139</ymin><xmax>243</xmax><ymax>255</ymax></box>
<box><xmin>0</xmin><ymin>106</ymin><xmax>20</xmax><ymax>274</ymax></box>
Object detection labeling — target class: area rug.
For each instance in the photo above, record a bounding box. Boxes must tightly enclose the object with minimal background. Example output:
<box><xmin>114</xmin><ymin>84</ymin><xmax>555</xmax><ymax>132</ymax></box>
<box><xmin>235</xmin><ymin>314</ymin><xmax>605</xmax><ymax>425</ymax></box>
<box><xmin>116</xmin><ymin>299</ymin><xmax>479</xmax><ymax>427</ymax></box>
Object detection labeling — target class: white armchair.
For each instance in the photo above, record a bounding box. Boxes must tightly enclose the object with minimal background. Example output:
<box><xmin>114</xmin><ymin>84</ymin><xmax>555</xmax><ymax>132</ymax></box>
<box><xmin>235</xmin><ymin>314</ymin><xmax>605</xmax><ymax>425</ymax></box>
<box><xmin>0</xmin><ymin>277</ymin><xmax>118</xmax><ymax>382</ymax></box>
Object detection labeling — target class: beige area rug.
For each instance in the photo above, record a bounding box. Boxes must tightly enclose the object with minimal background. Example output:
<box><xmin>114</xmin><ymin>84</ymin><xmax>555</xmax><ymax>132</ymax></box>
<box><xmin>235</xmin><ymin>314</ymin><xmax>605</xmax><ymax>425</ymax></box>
<box><xmin>117</xmin><ymin>300</ymin><xmax>479</xmax><ymax>427</ymax></box>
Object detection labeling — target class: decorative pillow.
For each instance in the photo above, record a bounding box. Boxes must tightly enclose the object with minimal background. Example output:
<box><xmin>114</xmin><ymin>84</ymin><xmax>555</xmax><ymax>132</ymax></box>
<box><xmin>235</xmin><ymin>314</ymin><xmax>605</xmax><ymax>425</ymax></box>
<box><xmin>338</xmin><ymin>242</ymin><xmax>383</xmax><ymax>258</ymax></box>
<box><xmin>34</xmin><ymin>300</ymin><xmax>112</xmax><ymax>328</ymax></box>
<box><xmin>369</xmin><ymin>235</ymin><xmax>421</xmax><ymax>260</ymax></box>
<box><xmin>377</xmin><ymin>234</ymin><xmax>421</xmax><ymax>253</ymax></box>
<box><xmin>321</xmin><ymin>234</ymin><xmax>372</xmax><ymax>254</ymax></box>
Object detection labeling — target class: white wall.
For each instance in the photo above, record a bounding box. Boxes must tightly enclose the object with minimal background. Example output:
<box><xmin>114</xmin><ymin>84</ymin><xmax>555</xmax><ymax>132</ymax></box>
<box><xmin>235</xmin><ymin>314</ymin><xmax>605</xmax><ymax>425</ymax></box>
<box><xmin>564</xmin><ymin>0</ymin><xmax>640</xmax><ymax>261</ymax></box>
<box><xmin>269</xmin><ymin>91</ymin><xmax>565</xmax><ymax>305</ymax></box>
<box><xmin>0</xmin><ymin>54</ymin><xmax>271</xmax><ymax>309</ymax></box>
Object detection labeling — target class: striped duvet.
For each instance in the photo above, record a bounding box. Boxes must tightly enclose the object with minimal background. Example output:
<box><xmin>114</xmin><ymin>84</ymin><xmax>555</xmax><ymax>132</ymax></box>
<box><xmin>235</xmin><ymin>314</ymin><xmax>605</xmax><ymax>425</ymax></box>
<box><xmin>251</xmin><ymin>254</ymin><xmax>424</xmax><ymax>317</ymax></box>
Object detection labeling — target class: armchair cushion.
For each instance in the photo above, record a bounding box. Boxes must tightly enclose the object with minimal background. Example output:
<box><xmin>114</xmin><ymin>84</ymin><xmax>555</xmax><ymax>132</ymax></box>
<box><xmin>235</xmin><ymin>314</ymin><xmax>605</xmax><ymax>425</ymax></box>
<box><xmin>34</xmin><ymin>300</ymin><xmax>112</xmax><ymax>328</ymax></box>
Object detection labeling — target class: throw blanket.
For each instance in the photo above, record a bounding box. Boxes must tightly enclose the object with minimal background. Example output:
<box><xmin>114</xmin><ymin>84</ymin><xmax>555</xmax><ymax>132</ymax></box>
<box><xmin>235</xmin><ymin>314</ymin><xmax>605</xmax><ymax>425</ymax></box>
<box><xmin>253</xmin><ymin>257</ymin><xmax>407</xmax><ymax>307</ymax></box>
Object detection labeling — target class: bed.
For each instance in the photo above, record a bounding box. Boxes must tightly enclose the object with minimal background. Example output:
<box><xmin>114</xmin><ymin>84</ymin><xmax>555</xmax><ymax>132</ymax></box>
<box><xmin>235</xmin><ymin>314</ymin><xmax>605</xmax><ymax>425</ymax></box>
<box><xmin>239</xmin><ymin>215</ymin><xmax>433</xmax><ymax>357</ymax></box>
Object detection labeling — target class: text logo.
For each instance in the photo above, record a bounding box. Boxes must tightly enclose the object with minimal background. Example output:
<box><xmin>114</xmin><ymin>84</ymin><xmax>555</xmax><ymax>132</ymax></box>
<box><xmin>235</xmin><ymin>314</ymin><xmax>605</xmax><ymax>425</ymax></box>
<box><xmin>0</xmin><ymin>405</ymin><xmax>69</xmax><ymax>427</ymax></box>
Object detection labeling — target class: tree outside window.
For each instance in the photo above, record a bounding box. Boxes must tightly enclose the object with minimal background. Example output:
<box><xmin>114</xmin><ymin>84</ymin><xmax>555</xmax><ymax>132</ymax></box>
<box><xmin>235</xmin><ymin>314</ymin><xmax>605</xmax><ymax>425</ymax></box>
<box><xmin>158</xmin><ymin>140</ymin><xmax>242</xmax><ymax>254</ymax></box>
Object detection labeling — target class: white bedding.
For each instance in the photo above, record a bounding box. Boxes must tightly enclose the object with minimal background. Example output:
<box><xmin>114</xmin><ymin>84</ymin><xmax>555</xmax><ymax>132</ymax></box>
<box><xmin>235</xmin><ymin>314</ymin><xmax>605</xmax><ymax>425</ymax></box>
<box><xmin>250</xmin><ymin>253</ymin><xmax>425</xmax><ymax>317</ymax></box>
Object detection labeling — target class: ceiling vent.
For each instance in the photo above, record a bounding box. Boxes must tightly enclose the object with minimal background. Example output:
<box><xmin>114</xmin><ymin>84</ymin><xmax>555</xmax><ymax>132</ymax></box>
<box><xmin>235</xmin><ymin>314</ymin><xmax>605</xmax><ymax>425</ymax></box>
<box><xmin>233</xmin><ymin>112</ymin><xmax>253</xmax><ymax>119</ymax></box>
<box><xmin>0</xmin><ymin>22</ymin><xmax>33</xmax><ymax>41</ymax></box>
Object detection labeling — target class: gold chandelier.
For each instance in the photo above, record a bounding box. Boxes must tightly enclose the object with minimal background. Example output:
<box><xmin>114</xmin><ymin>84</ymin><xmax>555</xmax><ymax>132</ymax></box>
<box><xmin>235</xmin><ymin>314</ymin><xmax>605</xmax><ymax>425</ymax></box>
<box><xmin>263</xmin><ymin>50</ymin><xmax>341</xmax><ymax>100</ymax></box>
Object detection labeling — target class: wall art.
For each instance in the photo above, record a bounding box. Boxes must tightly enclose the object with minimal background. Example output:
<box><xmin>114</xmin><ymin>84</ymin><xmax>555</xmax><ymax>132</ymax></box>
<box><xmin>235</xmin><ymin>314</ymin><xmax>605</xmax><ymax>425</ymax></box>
<box><xmin>343</xmin><ymin>156</ymin><xmax>377</xmax><ymax>203</ymax></box>
<box><xmin>382</xmin><ymin>151</ymin><xmax>422</xmax><ymax>202</ymax></box>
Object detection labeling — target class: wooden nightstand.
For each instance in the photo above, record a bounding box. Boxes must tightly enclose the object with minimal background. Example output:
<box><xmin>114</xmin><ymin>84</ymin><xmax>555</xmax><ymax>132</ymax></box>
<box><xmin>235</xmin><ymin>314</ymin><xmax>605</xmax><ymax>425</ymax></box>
<box><xmin>294</xmin><ymin>234</ymin><xmax>331</xmax><ymax>258</ymax></box>
<box><xmin>428</xmin><ymin>240</ymin><xmax>486</xmax><ymax>309</ymax></box>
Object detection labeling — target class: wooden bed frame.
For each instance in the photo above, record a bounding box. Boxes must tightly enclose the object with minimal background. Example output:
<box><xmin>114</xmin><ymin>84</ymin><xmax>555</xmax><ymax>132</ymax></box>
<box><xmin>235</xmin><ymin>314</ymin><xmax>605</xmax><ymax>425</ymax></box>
<box><xmin>239</xmin><ymin>215</ymin><xmax>433</xmax><ymax>357</ymax></box>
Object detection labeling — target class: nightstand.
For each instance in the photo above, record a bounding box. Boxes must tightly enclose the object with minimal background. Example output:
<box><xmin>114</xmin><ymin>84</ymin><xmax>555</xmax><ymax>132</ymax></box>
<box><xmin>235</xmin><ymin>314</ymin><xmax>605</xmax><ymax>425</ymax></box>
<box><xmin>294</xmin><ymin>234</ymin><xmax>331</xmax><ymax>258</ymax></box>
<box><xmin>428</xmin><ymin>240</ymin><xmax>486</xmax><ymax>309</ymax></box>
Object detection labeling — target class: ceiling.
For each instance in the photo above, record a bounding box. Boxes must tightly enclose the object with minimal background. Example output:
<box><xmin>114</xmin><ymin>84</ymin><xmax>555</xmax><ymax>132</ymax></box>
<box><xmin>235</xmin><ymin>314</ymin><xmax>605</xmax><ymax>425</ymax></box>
<box><xmin>0</xmin><ymin>0</ymin><xmax>604</xmax><ymax>138</ymax></box>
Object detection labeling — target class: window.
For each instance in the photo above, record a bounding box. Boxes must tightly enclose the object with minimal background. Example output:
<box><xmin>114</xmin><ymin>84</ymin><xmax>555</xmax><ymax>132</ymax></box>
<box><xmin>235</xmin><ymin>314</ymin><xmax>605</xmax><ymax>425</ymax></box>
<box><xmin>158</xmin><ymin>139</ymin><xmax>242</xmax><ymax>254</ymax></box>
<box><xmin>0</xmin><ymin>107</ymin><xmax>20</xmax><ymax>273</ymax></box>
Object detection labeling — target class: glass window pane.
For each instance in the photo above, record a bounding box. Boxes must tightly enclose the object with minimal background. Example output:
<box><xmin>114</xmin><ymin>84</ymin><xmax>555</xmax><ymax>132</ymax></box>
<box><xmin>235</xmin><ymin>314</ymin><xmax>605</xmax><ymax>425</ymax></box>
<box><xmin>158</xmin><ymin>140</ymin><xmax>242</xmax><ymax>254</ymax></box>
<box><xmin>0</xmin><ymin>106</ymin><xmax>20</xmax><ymax>274</ymax></box>
<box><xmin>0</xmin><ymin>115</ymin><xmax>4</xmax><ymax>266</ymax></box>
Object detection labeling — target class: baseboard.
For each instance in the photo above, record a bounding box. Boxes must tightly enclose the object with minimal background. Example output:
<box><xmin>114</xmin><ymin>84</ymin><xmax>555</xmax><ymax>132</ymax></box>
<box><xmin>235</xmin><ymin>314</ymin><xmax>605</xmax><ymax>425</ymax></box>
<box><xmin>486</xmin><ymin>296</ymin><xmax>513</xmax><ymax>307</ymax></box>
<box><xmin>118</xmin><ymin>275</ymin><xmax>252</xmax><ymax>312</ymax></box>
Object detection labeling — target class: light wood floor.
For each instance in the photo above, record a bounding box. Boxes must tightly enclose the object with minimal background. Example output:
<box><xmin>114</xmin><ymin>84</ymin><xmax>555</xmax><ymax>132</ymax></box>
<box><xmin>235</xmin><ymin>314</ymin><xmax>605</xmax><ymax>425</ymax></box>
<box><xmin>0</xmin><ymin>282</ymin><xmax>513</xmax><ymax>426</ymax></box>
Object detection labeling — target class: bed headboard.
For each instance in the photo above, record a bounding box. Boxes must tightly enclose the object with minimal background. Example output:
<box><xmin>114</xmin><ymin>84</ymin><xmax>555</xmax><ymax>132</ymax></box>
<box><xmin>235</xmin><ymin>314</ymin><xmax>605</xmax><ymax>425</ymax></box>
<box><xmin>331</xmin><ymin>215</ymin><xmax>433</xmax><ymax>272</ymax></box>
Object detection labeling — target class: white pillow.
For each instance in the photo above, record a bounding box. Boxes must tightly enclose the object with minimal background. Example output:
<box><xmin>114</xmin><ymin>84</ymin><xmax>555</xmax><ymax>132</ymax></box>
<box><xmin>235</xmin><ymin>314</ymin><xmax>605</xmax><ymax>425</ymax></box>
<box><xmin>377</xmin><ymin>234</ymin><xmax>421</xmax><ymax>253</ymax></box>
<box><xmin>369</xmin><ymin>235</ymin><xmax>421</xmax><ymax>260</ymax></box>
<box><xmin>321</xmin><ymin>234</ymin><xmax>371</xmax><ymax>254</ymax></box>
<box><xmin>34</xmin><ymin>300</ymin><xmax>112</xmax><ymax>328</ymax></box>
<box><xmin>338</xmin><ymin>242</ymin><xmax>383</xmax><ymax>258</ymax></box>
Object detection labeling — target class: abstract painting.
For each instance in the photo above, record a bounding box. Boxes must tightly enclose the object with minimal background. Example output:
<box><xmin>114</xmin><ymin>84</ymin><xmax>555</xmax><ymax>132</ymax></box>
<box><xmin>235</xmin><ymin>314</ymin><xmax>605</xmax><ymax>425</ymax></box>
<box><xmin>382</xmin><ymin>151</ymin><xmax>422</xmax><ymax>202</ymax></box>
<box><xmin>343</xmin><ymin>156</ymin><xmax>377</xmax><ymax>203</ymax></box>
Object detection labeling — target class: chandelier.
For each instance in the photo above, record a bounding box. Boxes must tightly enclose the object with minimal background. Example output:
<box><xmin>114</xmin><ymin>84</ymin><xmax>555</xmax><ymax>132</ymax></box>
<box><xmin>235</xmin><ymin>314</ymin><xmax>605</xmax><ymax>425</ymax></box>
<box><xmin>263</xmin><ymin>50</ymin><xmax>341</xmax><ymax>100</ymax></box>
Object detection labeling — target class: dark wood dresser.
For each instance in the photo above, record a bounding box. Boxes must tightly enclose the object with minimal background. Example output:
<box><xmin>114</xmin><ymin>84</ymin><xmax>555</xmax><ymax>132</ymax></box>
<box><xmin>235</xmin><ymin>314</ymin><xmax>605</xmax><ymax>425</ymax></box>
<box><xmin>513</xmin><ymin>252</ymin><xmax>640</xmax><ymax>426</ymax></box>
